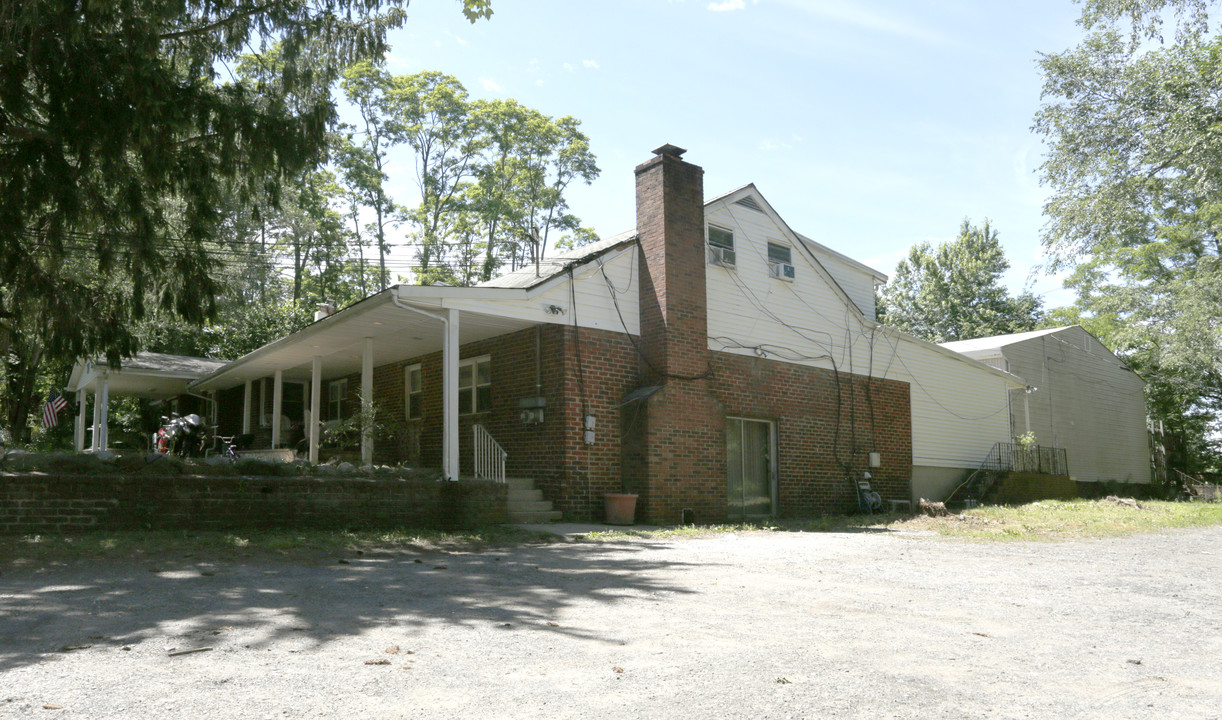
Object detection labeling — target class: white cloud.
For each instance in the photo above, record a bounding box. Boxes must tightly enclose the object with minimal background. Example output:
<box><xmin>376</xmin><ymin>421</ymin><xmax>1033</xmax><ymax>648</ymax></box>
<box><xmin>774</xmin><ymin>0</ymin><xmax>945</xmax><ymax>45</ymax></box>
<box><xmin>582</xmin><ymin>59</ymin><xmax>600</xmax><ymax>70</ymax></box>
<box><xmin>563</xmin><ymin>62</ymin><xmax>576</xmax><ymax>73</ymax></box>
<box><xmin>708</xmin><ymin>0</ymin><xmax>744</xmax><ymax>11</ymax></box>
<box><xmin>536</xmin><ymin>80</ymin><xmax>545</xmax><ymax>86</ymax></box>
<box><xmin>480</xmin><ymin>77</ymin><xmax>502</xmax><ymax>92</ymax></box>
<box><xmin>758</xmin><ymin>137</ymin><xmax>794</xmax><ymax>152</ymax></box>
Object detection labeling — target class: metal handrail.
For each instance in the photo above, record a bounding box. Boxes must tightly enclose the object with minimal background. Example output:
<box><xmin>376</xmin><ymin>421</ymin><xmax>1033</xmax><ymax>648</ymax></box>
<box><xmin>947</xmin><ymin>441</ymin><xmax>1070</xmax><ymax>504</ymax></box>
<box><xmin>981</xmin><ymin>442</ymin><xmax>1069</xmax><ymax>476</ymax></box>
<box><xmin>473</xmin><ymin>423</ymin><xmax>507</xmax><ymax>483</ymax></box>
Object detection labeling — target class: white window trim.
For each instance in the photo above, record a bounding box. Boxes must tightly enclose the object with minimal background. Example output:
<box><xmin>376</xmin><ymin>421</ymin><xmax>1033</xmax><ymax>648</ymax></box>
<box><xmin>459</xmin><ymin>355</ymin><xmax>491</xmax><ymax>415</ymax></box>
<box><xmin>707</xmin><ymin>225</ymin><xmax>736</xmax><ymax>267</ymax></box>
<box><xmin>404</xmin><ymin>363</ymin><xmax>423</xmax><ymax>421</ymax></box>
<box><xmin>328</xmin><ymin>378</ymin><xmax>348</xmax><ymax>421</ymax></box>
<box><xmin>766</xmin><ymin>240</ymin><xmax>795</xmax><ymax>281</ymax></box>
<box><xmin>707</xmin><ymin>224</ymin><xmax>735</xmax><ymax>249</ymax></box>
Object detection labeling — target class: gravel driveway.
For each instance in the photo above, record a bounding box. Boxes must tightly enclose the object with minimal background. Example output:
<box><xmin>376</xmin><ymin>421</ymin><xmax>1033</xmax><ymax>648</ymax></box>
<box><xmin>2</xmin><ymin>526</ymin><xmax>1220</xmax><ymax>719</ymax></box>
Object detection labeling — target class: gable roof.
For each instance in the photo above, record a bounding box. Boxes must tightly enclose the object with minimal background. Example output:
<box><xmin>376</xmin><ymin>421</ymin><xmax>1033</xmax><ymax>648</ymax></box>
<box><xmin>68</xmin><ymin>352</ymin><xmax>229</xmax><ymax>399</ymax></box>
<box><xmin>940</xmin><ymin>327</ymin><xmax>1073</xmax><ymax>357</ymax></box>
<box><xmin>477</xmin><ymin>230</ymin><xmax>637</xmax><ymax>290</ymax></box>
<box><xmin>703</xmin><ymin>183</ymin><xmax>875</xmax><ymax>321</ymax></box>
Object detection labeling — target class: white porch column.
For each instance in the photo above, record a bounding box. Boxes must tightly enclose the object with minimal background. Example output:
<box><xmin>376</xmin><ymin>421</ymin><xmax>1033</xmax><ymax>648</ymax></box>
<box><xmin>391</xmin><ymin>296</ymin><xmax>460</xmax><ymax>481</ymax></box>
<box><xmin>90</xmin><ymin>387</ymin><xmax>101</xmax><ymax>451</ymax></box>
<box><xmin>441</xmin><ymin>309</ymin><xmax>459</xmax><ymax>481</ymax></box>
<box><xmin>361</xmin><ymin>336</ymin><xmax>374</xmax><ymax>466</ymax></box>
<box><xmin>96</xmin><ymin>371</ymin><xmax>110</xmax><ymax>451</ymax></box>
<box><xmin>1023</xmin><ymin>392</ymin><xmax>1032</xmax><ymax>435</ymax></box>
<box><xmin>272</xmin><ymin>370</ymin><xmax>283</xmax><ymax>448</ymax></box>
<box><xmin>74</xmin><ymin>390</ymin><xmax>87</xmax><ymax>452</ymax></box>
<box><xmin>242</xmin><ymin>380</ymin><xmax>252</xmax><ymax>435</ymax></box>
<box><xmin>309</xmin><ymin>357</ymin><xmax>322</xmax><ymax>464</ymax></box>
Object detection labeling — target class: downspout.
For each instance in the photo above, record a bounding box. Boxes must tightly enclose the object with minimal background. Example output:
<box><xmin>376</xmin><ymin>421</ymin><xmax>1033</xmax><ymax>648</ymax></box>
<box><xmin>535</xmin><ymin>324</ymin><xmax>543</xmax><ymax>397</ymax></box>
<box><xmin>392</xmin><ymin>292</ymin><xmax>459</xmax><ymax>481</ymax></box>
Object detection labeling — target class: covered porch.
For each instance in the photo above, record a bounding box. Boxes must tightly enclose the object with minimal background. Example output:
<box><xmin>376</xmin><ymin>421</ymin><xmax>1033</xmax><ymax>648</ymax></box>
<box><xmin>189</xmin><ymin>286</ymin><xmax>551</xmax><ymax>479</ymax></box>
<box><xmin>66</xmin><ymin>353</ymin><xmax>228</xmax><ymax>452</ymax></box>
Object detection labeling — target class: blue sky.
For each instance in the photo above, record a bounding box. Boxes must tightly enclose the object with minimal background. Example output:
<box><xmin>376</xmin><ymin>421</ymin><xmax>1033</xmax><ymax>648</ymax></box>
<box><xmin>360</xmin><ymin>0</ymin><xmax>1090</xmax><ymax>307</ymax></box>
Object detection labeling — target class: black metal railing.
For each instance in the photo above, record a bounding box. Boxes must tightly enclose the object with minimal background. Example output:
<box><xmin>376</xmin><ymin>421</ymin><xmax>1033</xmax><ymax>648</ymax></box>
<box><xmin>980</xmin><ymin>442</ymin><xmax>1069</xmax><ymax>476</ymax></box>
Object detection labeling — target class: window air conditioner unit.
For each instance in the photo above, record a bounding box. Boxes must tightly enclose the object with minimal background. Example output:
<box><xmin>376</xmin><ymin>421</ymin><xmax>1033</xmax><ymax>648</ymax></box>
<box><xmin>769</xmin><ymin>261</ymin><xmax>796</xmax><ymax>280</ymax></box>
<box><xmin>708</xmin><ymin>246</ymin><xmax>736</xmax><ymax>267</ymax></box>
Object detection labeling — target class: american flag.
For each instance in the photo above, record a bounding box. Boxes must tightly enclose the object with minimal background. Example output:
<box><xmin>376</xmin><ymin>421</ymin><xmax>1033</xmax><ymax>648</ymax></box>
<box><xmin>42</xmin><ymin>389</ymin><xmax>68</xmax><ymax>429</ymax></box>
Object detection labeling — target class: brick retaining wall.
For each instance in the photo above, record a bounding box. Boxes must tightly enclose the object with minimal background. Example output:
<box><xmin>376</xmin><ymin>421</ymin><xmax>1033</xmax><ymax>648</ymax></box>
<box><xmin>0</xmin><ymin>473</ymin><xmax>507</xmax><ymax>534</ymax></box>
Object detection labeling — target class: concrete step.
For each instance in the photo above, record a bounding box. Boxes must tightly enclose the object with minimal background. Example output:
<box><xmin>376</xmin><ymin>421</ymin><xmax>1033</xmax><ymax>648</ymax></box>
<box><xmin>508</xmin><ymin>488</ymin><xmax>544</xmax><ymax>502</ymax></box>
<box><xmin>509</xmin><ymin>509</ymin><xmax>563</xmax><ymax>523</ymax></box>
<box><xmin>508</xmin><ymin>499</ymin><xmax>556</xmax><ymax>514</ymax></box>
<box><xmin>500</xmin><ymin>477</ymin><xmax>561</xmax><ymax>523</ymax></box>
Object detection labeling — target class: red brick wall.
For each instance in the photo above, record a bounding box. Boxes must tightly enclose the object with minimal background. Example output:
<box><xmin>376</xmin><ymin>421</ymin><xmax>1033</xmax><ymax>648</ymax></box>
<box><xmin>356</xmin><ymin>324</ymin><xmax>639</xmax><ymax>521</ymax></box>
<box><xmin>0</xmin><ymin>473</ymin><xmax>507</xmax><ymax>533</ymax></box>
<box><xmin>709</xmin><ymin>352</ymin><xmax>911</xmax><ymax>516</ymax></box>
<box><xmin>212</xmin><ymin>328</ymin><xmax>912</xmax><ymax>522</ymax></box>
<box><xmin>216</xmin><ymin>386</ymin><xmax>245</xmax><ymax>436</ymax></box>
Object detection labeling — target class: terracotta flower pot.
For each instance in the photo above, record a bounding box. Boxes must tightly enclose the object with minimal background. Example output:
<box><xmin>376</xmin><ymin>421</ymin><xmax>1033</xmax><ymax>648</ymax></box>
<box><xmin>603</xmin><ymin>493</ymin><xmax>638</xmax><ymax>525</ymax></box>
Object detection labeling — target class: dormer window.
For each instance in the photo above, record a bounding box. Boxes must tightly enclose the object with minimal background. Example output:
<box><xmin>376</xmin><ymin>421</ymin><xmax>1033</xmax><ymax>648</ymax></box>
<box><xmin>707</xmin><ymin>226</ymin><xmax>736</xmax><ymax>267</ymax></box>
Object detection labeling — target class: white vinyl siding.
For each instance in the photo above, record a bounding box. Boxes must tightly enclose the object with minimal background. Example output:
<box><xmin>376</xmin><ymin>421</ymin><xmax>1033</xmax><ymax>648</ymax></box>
<box><xmin>997</xmin><ymin>328</ymin><xmax>1149</xmax><ymax>483</ymax></box>
<box><xmin>703</xmin><ymin>199</ymin><xmax>1018</xmax><ymax>472</ymax></box>
<box><xmin>446</xmin><ymin>245</ymin><xmax>640</xmax><ymax>335</ymax></box>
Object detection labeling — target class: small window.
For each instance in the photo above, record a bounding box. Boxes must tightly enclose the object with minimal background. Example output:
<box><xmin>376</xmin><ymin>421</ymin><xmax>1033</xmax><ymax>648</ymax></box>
<box><xmin>405</xmin><ymin>364</ymin><xmax>423</xmax><ymax>420</ymax></box>
<box><xmin>458</xmin><ymin>356</ymin><xmax>491</xmax><ymax>415</ymax></box>
<box><xmin>707</xmin><ymin>226</ymin><xmax>736</xmax><ymax>267</ymax></box>
<box><xmin>767</xmin><ymin>241</ymin><xmax>795</xmax><ymax>281</ymax></box>
<box><xmin>328</xmin><ymin>379</ymin><xmax>348</xmax><ymax>421</ymax></box>
<box><xmin>708</xmin><ymin>226</ymin><xmax>734</xmax><ymax>250</ymax></box>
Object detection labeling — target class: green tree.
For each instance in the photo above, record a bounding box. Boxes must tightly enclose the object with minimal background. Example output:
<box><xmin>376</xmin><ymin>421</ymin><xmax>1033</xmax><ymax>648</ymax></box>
<box><xmin>392</xmin><ymin>71</ymin><xmax>488</xmax><ymax>281</ymax></box>
<box><xmin>465</xmin><ymin>100</ymin><xmax>599</xmax><ymax>281</ymax></box>
<box><xmin>0</xmin><ymin>0</ymin><xmax>491</xmax><ymax>442</ymax></box>
<box><xmin>336</xmin><ymin>61</ymin><xmax>400</xmax><ymax>292</ymax></box>
<box><xmin>878</xmin><ymin>219</ymin><xmax>1043</xmax><ymax>343</ymax></box>
<box><xmin>1034</xmin><ymin>0</ymin><xmax>1222</xmax><ymax>467</ymax></box>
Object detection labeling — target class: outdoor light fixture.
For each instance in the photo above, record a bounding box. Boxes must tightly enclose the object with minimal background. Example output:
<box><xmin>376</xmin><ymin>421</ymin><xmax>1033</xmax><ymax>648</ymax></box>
<box><xmin>519</xmin><ymin>396</ymin><xmax>546</xmax><ymax>424</ymax></box>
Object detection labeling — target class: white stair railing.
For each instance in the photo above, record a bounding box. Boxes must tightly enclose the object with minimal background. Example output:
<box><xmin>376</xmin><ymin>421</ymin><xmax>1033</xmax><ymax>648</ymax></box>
<box><xmin>473</xmin><ymin>423</ymin><xmax>507</xmax><ymax>483</ymax></box>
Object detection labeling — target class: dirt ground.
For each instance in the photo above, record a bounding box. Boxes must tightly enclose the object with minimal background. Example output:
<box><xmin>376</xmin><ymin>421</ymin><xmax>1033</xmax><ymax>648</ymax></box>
<box><xmin>1</xmin><ymin>526</ymin><xmax>1220</xmax><ymax>719</ymax></box>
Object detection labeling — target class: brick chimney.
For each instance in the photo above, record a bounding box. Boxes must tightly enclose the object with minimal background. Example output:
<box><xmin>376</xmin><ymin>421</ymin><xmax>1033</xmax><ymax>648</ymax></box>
<box><xmin>635</xmin><ymin>144</ymin><xmax>708</xmax><ymax>382</ymax></box>
<box><xmin>623</xmin><ymin>145</ymin><xmax>726</xmax><ymax>525</ymax></box>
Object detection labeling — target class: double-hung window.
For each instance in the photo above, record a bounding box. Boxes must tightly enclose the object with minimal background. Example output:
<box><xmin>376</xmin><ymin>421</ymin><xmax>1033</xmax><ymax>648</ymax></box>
<box><xmin>707</xmin><ymin>225</ymin><xmax>736</xmax><ymax>266</ymax></box>
<box><xmin>404</xmin><ymin>364</ymin><xmax>423</xmax><ymax>420</ymax></box>
<box><xmin>328</xmin><ymin>378</ymin><xmax>348</xmax><ymax>420</ymax></box>
<box><xmin>459</xmin><ymin>356</ymin><xmax>491</xmax><ymax>414</ymax></box>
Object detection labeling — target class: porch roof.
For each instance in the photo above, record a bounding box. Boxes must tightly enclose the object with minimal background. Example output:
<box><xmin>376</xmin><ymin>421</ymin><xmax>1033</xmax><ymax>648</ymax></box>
<box><xmin>188</xmin><ymin>287</ymin><xmax>542</xmax><ymax>392</ymax></box>
<box><xmin>68</xmin><ymin>352</ymin><xmax>229</xmax><ymax>399</ymax></box>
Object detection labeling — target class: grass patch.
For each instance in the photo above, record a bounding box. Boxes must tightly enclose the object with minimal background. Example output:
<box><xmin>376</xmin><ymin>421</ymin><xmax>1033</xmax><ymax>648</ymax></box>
<box><xmin>580</xmin><ymin>515</ymin><xmax>905</xmax><ymax>541</ymax></box>
<box><xmin>901</xmin><ymin>498</ymin><xmax>1222</xmax><ymax>541</ymax></box>
<box><xmin>579</xmin><ymin>499</ymin><xmax>1222</xmax><ymax>543</ymax></box>
<box><xmin>0</xmin><ymin>525</ymin><xmax>560</xmax><ymax>568</ymax></box>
